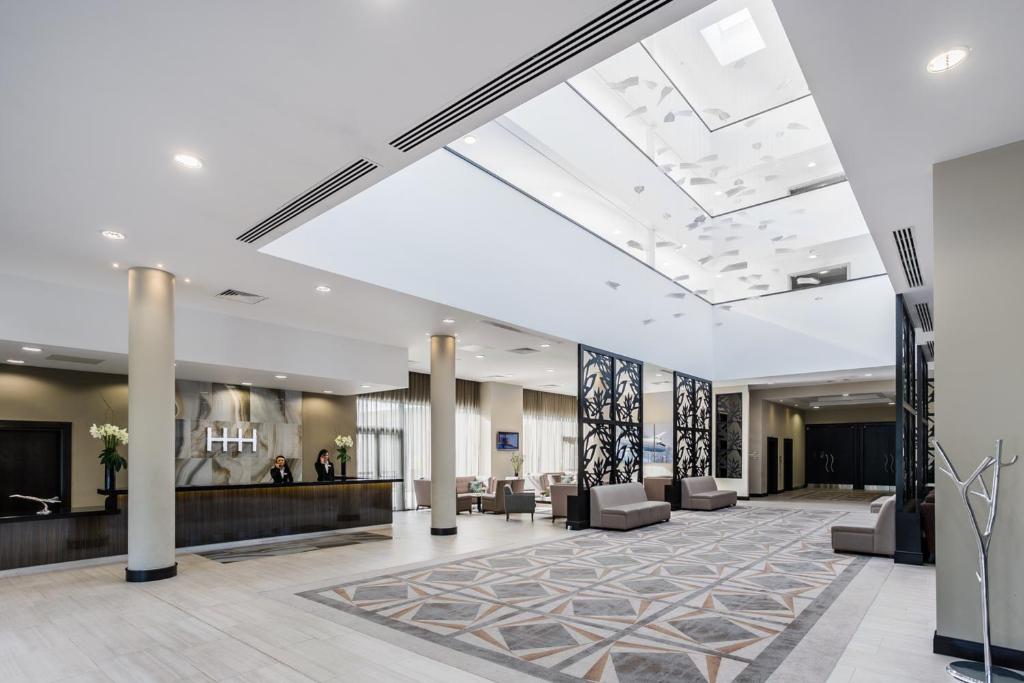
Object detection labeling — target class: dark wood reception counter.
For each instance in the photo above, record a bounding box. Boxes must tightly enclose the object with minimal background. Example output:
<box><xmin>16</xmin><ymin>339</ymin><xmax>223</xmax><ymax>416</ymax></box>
<box><xmin>0</xmin><ymin>478</ymin><xmax>399</xmax><ymax>571</ymax></box>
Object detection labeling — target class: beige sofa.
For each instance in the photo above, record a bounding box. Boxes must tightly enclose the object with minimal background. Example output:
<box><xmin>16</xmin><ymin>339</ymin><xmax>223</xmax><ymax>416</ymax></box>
<box><xmin>870</xmin><ymin>494</ymin><xmax>895</xmax><ymax>513</ymax></box>
<box><xmin>831</xmin><ymin>496</ymin><xmax>896</xmax><ymax>556</ymax></box>
<box><xmin>413</xmin><ymin>477</ymin><xmax>475</xmax><ymax>513</ymax></box>
<box><xmin>680</xmin><ymin>477</ymin><xmax>737</xmax><ymax>511</ymax></box>
<box><xmin>643</xmin><ymin>476</ymin><xmax>674</xmax><ymax>503</ymax></box>
<box><xmin>590</xmin><ymin>483</ymin><xmax>671</xmax><ymax>530</ymax></box>
<box><xmin>481</xmin><ymin>477</ymin><xmax>525</xmax><ymax>514</ymax></box>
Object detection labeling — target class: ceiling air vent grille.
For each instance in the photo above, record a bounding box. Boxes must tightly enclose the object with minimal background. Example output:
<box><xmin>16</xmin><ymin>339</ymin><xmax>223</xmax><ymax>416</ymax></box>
<box><xmin>216</xmin><ymin>289</ymin><xmax>267</xmax><ymax>305</ymax></box>
<box><xmin>893</xmin><ymin>227</ymin><xmax>924</xmax><ymax>288</ymax></box>
<box><xmin>915</xmin><ymin>302</ymin><xmax>934</xmax><ymax>332</ymax></box>
<box><xmin>388</xmin><ymin>0</ymin><xmax>675</xmax><ymax>152</ymax></box>
<box><xmin>236</xmin><ymin>159</ymin><xmax>377</xmax><ymax>244</ymax></box>
<box><xmin>480</xmin><ymin>320</ymin><xmax>526</xmax><ymax>334</ymax></box>
<box><xmin>507</xmin><ymin>347</ymin><xmax>540</xmax><ymax>355</ymax></box>
<box><xmin>46</xmin><ymin>354</ymin><xmax>103</xmax><ymax>365</ymax></box>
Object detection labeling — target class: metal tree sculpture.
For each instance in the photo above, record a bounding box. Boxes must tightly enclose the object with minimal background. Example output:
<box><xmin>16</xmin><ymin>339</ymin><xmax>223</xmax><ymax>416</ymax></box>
<box><xmin>935</xmin><ymin>439</ymin><xmax>1023</xmax><ymax>683</ymax></box>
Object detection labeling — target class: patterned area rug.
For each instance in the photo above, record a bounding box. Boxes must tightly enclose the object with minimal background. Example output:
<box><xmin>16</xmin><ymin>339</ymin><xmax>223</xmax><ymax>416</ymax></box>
<box><xmin>198</xmin><ymin>530</ymin><xmax>391</xmax><ymax>563</ymax></box>
<box><xmin>298</xmin><ymin>507</ymin><xmax>865</xmax><ymax>682</ymax></box>
<box><xmin>768</xmin><ymin>489</ymin><xmax>887</xmax><ymax>503</ymax></box>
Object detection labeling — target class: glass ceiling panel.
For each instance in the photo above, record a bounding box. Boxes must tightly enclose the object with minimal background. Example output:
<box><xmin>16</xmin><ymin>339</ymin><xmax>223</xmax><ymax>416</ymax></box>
<box><xmin>448</xmin><ymin>0</ymin><xmax>884</xmax><ymax>304</ymax></box>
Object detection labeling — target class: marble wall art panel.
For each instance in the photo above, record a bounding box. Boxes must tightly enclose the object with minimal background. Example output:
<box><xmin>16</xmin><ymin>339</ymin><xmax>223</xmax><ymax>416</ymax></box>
<box><xmin>172</xmin><ymin>381</ymin><xmax>303</xmax><ymax>486</ymax></box>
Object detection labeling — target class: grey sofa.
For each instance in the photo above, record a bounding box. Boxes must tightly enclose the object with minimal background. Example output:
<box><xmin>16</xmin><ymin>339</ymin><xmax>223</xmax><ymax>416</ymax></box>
<box><xmin>503</xmin><ymin>484</ymin><xmax>536</xmax><ymax>521</ymax></box>
<box><xmin>680</xmin><ymin>477</ymin><xmax>737</xmax><ymax>511</ymax></box>
<box><xmin>590</xmin><ymin>483</ymin><xmax>671</xmax><ymax>530</ymax></box>
<box><xmin>870</xmin><ymin>494</ymin><xmax>895</xmax><ymax>513</ymax></box>
<box><xmin>831</xmin><ymin>496</ymin><xmax>895</xmax><ymax>556</ymax></box>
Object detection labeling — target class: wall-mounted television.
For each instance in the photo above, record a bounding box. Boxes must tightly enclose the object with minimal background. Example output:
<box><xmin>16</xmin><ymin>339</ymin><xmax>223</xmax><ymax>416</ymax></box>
<box><xmin>496</xmin><ymin>431</ymin><xmax>520</xmax><ymax>451</ymax></box>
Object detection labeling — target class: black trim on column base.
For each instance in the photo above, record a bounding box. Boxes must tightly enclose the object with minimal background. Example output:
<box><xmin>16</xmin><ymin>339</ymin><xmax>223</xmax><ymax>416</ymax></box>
<box><xmin>934</xmin><ymin>631</ymin><xmax>1024</xmax><ymax>670</ymax></box>
<box><xmin>430</xmin><ymin>527</ymin><xmax>457</xmax><ymax>536</ymax></box>
<box><xmin>894</xmin><ymin>549</ymin><xmax>924</xmax><ymax>565</ymax></box>
<box><xmin>125</xmin><ymin>563</ymin><xmax>177</xmax><ymax>583</ymax></box>
<box><xmin>748</xmin><ymin>492</ymin><xmax>769</xmax><ymax>498</ymax></box>
<box><xmin>737</xmin><ymin>496</ymin><xmax>750</xmax><ymax>501</ymax></box>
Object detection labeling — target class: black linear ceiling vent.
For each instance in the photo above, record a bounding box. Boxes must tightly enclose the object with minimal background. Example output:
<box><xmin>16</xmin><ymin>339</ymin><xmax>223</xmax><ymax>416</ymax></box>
<box><xmin>388</xmin><ymin>0</ymin><xmax>675</xmax><ymax>152</ymax></box>
<box><xmin>480</xmin><ymin>320</ymin><xmax>526</xmax><ymax>334</ymax></box>
<box><xmin>892</xmin><ymin>227</ymin><xmax>924</xmax><ymax>288</ymax></box>
<box><xmin>236</xmin><ymin>159</ymin><xmax>377</xmax><ymax>244</ymax></box>
<box><xmin>915</xmin><ymin>302</ymin><xmax>934</xmax><ymax>332</ymax></box>
<box><xmin>216</xmin><ymin>289</ymin><xmax>267</xmax><ymax>305</ymax></box>
<box><xmin>507</xmin><ymin>347</ymin><xmax>540</xmax><ymax>355</ymax></box>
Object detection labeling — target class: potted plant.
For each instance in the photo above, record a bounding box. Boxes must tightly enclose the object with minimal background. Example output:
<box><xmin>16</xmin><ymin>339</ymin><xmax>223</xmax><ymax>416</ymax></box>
<box><xmin>510</xmin><ymin>452</ymin><xmax>523</xmax><ymax>478</ymax></box>
<box><xmin>334</xmin><ymin>434</ymin><xmax>353</xmax><ymax>479</ymax></box>
<box><xmin>90</xmin><ymin>423</ymin><xmax>128</xmax><ymax>494</ymax></box>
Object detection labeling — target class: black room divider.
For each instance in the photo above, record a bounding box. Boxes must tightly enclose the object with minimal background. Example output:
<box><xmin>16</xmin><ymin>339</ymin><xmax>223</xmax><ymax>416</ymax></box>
<box><xmin>568</xmin><ymin>344</ymin><xmax>644</xmax><ymax>529</ymax></box>
<box><xmin>895</xmin><ymin>293</ymin><xmax>928</xmax><ymax>564</ymax></box>
<box><xmin>670</xmin><ymin>371</ymin><xmax>712</xmax><ymax>508</ymax></box>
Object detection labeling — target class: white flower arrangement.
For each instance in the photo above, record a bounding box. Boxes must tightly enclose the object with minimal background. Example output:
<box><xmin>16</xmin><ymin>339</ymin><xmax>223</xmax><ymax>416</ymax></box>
<box><xmin>90</xmin><ymin>423</ymin><xmax>129</xmax><ymax>472</ymax></box>
<box><xmin>334</xmin><ymin>435</ymin><xmax>354</xmax><ymax>449</ymax></box>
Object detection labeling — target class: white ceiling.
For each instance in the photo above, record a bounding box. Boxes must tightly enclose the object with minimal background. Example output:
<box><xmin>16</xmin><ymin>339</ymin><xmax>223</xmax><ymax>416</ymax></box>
<box><xmin>773</xmin><ymin>0</ymin><xmax>1024</xmax><ymax>327</ymax></box>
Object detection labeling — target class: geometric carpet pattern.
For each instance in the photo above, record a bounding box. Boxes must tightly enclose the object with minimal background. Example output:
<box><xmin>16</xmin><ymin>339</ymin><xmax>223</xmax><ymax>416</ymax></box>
<box><xmin>299</xmin><ymin>507</ymin><xmax>865</xmax><ymax>682</ymax></box>
<box><xmin>767</xmin><ymin>489</ymin><xmax>887</xmax><ymax>503</ymax></box>
<box><xmin>198</xmin><ymin>530</ymin><xmax>391</xmax><ymax>563</ymax></box>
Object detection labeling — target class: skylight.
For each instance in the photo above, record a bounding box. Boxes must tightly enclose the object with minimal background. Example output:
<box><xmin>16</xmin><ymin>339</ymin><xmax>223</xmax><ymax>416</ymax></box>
<box><xmin>700</xmin><ymin>8</ymin><xmax>765</xmax><ymax>66</ymax></box>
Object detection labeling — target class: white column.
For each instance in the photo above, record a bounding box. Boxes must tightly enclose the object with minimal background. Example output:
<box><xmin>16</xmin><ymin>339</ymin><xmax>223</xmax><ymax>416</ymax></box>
<box><xmin>126</xmin><ymin>267</ymin><xmax>177</xmax><ymax>581</ymax></box>
<box><xmin>430</xmin><ymin>334</ymin><xmax>457</xmax><ymax>535</ymax></box>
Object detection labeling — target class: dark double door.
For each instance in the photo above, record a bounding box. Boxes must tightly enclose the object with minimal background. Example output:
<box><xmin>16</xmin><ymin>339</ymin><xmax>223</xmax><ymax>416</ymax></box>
<box><xmin>806</xmin><ymin>422</ymin><xmax>895</xmax><ymax>488</ymax></box>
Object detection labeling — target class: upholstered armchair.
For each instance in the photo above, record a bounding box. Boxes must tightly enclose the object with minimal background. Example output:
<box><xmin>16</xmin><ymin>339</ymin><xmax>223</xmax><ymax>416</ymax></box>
<box><xmin>503</xmin><ymin>484</ymin><xmax>536</xmax><ymax>521</ymax></box>
<box><xmin>413</xmin><ymin>479</ymin><xmax>430</xmax><ymax>509</ymax></box>
<box><xmin>549</xmin><ymin>483</ymin><xmax>575</xmax><ymax>523</ymax></box>
<box><xmin>831</xmin><ymin>496</ymin><xmax>896</xmax><ymax>556</ymax></box>
<box><xmin>413</xmin><ymin>478</ymin><xmax>473</xmax><ymax>513</ymax></box>
<box><xmin>481</xmin><ymin>478</ymin><xmax>524</xmax><ymax>513</ymax></box>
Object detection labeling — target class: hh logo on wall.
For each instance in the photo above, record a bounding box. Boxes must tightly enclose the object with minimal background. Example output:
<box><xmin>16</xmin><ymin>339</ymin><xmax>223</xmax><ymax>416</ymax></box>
<box><xmin>174</xmin><ymin>381</ymin><xmax>302</xmax><ymax>485</ymax></box>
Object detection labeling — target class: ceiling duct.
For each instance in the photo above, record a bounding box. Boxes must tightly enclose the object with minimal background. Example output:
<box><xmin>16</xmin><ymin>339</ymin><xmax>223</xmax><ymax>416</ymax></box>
<box><xmin>46</xmin><ymin>354</ymin><xmax>103</xmax><ymax>365</ymax></box>
<box><xmin>892</xmin><ymin>227</ymin><xmax>924</xmax><ymax>288</ymax></box>
<box><xmin>388</xmin><ymin>0</ymin><xmax>675</xmax><ymax>152</ymax></box>
<box><xmin>215</xmin><ymin>289</ymin><xmax>267</xmax><ymax>305</ymax></box>
<box><xmin>480</xmin><ymin>319</ymin><xmax>527</xmax><ymax>334</ymax></box>
<box><xmin>915</xmin><ymin>302</ymin><xmax>934</xmax><ymax>332</ymax></box>
<box><xmin>236</xmin><ymin>159</ymin><xmax>377</xmax><ymax>244</ymax></box>
<box><xmin>507</xmin><ymin>347</ymin><xmax>540</xmax><ymax>355</ymax></box>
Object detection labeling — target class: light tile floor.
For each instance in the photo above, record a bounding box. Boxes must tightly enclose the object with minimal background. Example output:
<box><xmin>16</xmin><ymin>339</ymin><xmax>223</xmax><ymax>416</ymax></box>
<box><xmin>0</xmin><ymin>500</ymin><xmax>953</xmax><ymax>682</ymax></box>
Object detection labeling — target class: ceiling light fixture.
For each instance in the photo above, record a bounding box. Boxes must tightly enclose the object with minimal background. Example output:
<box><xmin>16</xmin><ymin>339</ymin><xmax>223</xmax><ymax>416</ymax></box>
<box><xmin>552</xmin><ymin>191</ymin><xmax>564</xmax><ymax>198</ymax></box>
<box><xmin>475</xmin><ymin>354</ymin><xmax>485</xmax><ymax>359</ymax></box>
<box><xmin>842</xmin><ymin>393</ymin><xmax>850</xmax><ymax>397</ymax></box>
<box><xmin>360</xmin><ymin>384</ymin><xmax>371</xmax><ymax>389</ymax></box>
<box><xmin>540</xmin><ymin>343</ymin><xmax>551</xmax><ymax>348</ymax></box>
<box><xmin>315</xmin><ymin>285</ymin><xmax>331</xmax><ymax>293</ymax></box>
<box><xmin>812</xmin><ymin>405</ymin><xmax>820</xmax><ymax>409</ymax></box>
<box><xmin>807</xmin><ymin>161</ymin><xmax>817</xmax><ymax>168</ymax></box>
<box><xmin>184</xmin><ymin>277</ymin><xmax>191</xmax><ymax>284</ymax></box>
<box><xmin>545</xmin><ymin>368</ymin><xmax>555</xmax><ymax>373</ymax></box>
<box><xmin>819</xmin><ymin>270</ymin><xmax>828</xmax><ymax>275</ymax></box>
<box><xmin>927</xmin><ymin>46</ymin><xmax>970</xmax><ymax>74</ymax></box>
<box><xmin>888</xmin><ymin>401</ymin><xmax>896</xmax><ymax>406</ymax></box>
<box><xmin>112</xmin><ymin>262</ymin><xmax>120</xmax><ymax>269</ymax></box>
<box><xmin>274</xmin><ymin>374</ymin><xmax>287</xmax><ymax>379</ymax></box>
<box><xmin>156</xmin><ymin>263</ymin><xmax>165</xmax><ymax>269</ymax></box>
<box><xmin>21</xmin><ymin>346</ymin><xmax>42</xmax><ymax>353</ymax></box>
<box><xmin>6</xmin><ymin>359</ymin><xmax>25</xmax><ymax>365</ymax></box>
<box><xmin>808</xmin><ymin>251</ymin><xmax>818</xmax><ymax>259</ymax></box>
<box><xmin>173</xmin><ymin>153</ymin><xmax>204</xmax><ymax>169</ymax></box>
<box><xmin>442</xmin><ymin>318</ymin><xmax>455</xmax><ymax>324</ymax></box>
<box><xmin>323</xmin><ymin>390</ymin><xmax>334</xmax><ymax>394</ymax></box>
<box><xmin>864</xmin><ymin>373</ymin><xmax>873</xmax><ymax>377</ymax></box>
<box><xmin>463</xmin><ymin>135</ymin><xmax>477</xmax><ymax>145</ymax></box>
<box><xmin>101</xmin><ymin>229</ymin><xmax>125</xmax><ymax>240</ymax></box>
<box><xmin>241</xmin><ymin>382</ymin><xmax>253</xmax><ymax>386</ymax></box>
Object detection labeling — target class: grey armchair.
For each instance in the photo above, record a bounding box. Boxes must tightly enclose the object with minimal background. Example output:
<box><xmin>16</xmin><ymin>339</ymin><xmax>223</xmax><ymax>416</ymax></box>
<box><xmin>503</xmin><ymin>484</ymin><xmax>536</xmax><ymax>521</ymax></box>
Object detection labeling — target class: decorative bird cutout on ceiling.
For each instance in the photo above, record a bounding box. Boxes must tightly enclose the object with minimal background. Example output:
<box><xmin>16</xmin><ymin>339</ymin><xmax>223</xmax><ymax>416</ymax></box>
<box><xmin>704</xmin><ymin>108</ymin><xmax>730</xmax><ymax>122</ymax></box>
<box><xmin>625</xmin><ymin>240</ymin><xmax>644</xmax><ymax>250</ymax></box>
<box><xmin>787</xmin><ymin>122</ymin><xmax>809</xmax><ymax>130</ymax></box>
<box><xmin>666</xmin><ymin>292</ymin><xmax>687</xmax><ymax>299</ymax></box>
<box><xmin>657</xmin><ymin>86</ymin><xmax>674</xmax><ymax>106</ymax></box>
<box><xmin>721</xmin><ymin>261</ymin><xmax>748</xmax><ymax>272</ymax></box>
<box><xmin>698</xmin><ymin>154</ymin><xmax>719</xmax><ymax>163</ymax></box>
<box><xmin>690</xmin><ymin>177</ymin><xmax>716</xmax><ymax>185</ymax></box>
<box><xmin>673</xmin><ymin>274</ymin><xmax>690</xmax><ymax>281</ymax></box>
<box><xmin>673</xmin><ymin>312</ymin><xmax>686</xmax><ymax>318</ymax></box>
<box><xmin>608</xmin><ymin>75</ymin><xmax>639</xmax><ymax>91</ymax></box>
<box><xmin>626</xmin><ymin>106</ymin><xmax>648</xmax><ymax>118</ymax></box>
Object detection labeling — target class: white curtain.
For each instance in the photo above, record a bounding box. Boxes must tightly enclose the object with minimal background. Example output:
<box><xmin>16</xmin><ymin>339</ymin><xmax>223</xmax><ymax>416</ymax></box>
<box><xmin>357</xmin><ymin>373</ymin><xmax>480</xmax><ymax>510</ymax></box>
<box><xmin>523</xmin><ymin>389</ymin><xmax>577</xmax><ymax>475</ymax></box>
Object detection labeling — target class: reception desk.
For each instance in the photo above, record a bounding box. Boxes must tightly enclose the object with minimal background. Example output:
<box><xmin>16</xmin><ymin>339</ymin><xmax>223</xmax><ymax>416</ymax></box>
<box><xmin>0</xmin><ymin>478</ymin><xmax>398</xmax><ymax>571</ymax></box>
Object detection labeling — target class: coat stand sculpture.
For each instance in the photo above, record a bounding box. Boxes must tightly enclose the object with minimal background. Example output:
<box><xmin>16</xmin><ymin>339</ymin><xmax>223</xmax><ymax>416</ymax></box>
<box><xmin>936</xmin><ymin>439</ymin><xmax>1024</xmax><ymax>683</ymax></box>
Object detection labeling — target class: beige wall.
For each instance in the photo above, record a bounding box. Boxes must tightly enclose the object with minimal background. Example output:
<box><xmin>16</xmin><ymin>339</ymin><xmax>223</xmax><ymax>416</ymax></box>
<box><xmin>0</xmin><ymin>366</ymin><xmax>357</xmax><ymax>507</ymax></box>
<box><xmin>300</xmin><ymin>392</ymin><xmax>357</xmax><ymax>480</ymax></box>
<box><xmin>0</xmin><ymin>365</ymin><xmax>129</xmax><ymax>508</ymax></box>
<box><xmin>805</xmin><ymin>405</ymin><xmax>895</xmax><ymax>424</ymax></box>
<box><xmin>762</xmin><ymin>401</ymin><xmax>806</xmax><ymax>491</ymax></box>
<box><xmin>934</xmin><ymin>139</ymin><xmax>1024</xmax><ymax>649</ymax></box>
<box><xmin>479</xmin><ymin>382</ymin><xmax>523</xmax><ymax>478</ymax></box>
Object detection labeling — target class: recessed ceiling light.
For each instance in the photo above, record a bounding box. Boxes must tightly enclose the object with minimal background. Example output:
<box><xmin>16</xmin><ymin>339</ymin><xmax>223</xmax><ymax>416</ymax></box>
<box><xmin>21</xmin><ymin>346</ymin><xmax>42</xmax><ymax>353</ymax></box>
<box><xmin>173</xmin><ymin>153</ymin><xmax>203</xmax><ymax>169</ymax></box>
<box><xmin>360</xmin><ymin>384</ymin><xmax>371</xmax><ymax>388</ymax></box>
<box><xmin>315</xmin><ymin>285</ymin><xmax>331</xmax><ymax>293</ymax></box>
<box><xmin>552</xmin><ymin>191</ymin><xmax>564</xmax><ymax>198</ymax></box>
<box><xmin>807</xmin><ymin>161</ymin><xmax>817</xmax><ymax>168</ymax></box>
<box><xmin>6</xmin><ymin>359</ymin><xmax>25</xmax><ymax>364</ymax></box>
<box><xmin>927</xmin><ymin>46</ymin><xmax>970</xmax><ymax>74</ymax></box>
<box><xmin>808</xmin><ymin>252</ymin><xmax>818</xmax><ymax>259</ymax></box>
<box><xmin>241</xmin><ymin>382</ymin><xmax>252</xmax><ymax>386</ymax></box>
<box><xmin>545</xmin><ymin>368</ymin><xmax>555</xmax><ymax>373</ymax></box>
<box><xmin>101</xmin><ymin>229</ymin><xmax>125</xmax><ymax>240</ymax></box>
<box><xmin>112</xmin><ymin>262</ymin><xmax>120</xmax><ymax>269</ymax></box>
<box><xmin>681</xmin><ymin>243</ymin><xmax>687</xmax><ymax>249</ymax></box>
<box><xmin>540</xmin><ymin>343</ymin><xmax>551</xmax><ymax>348</ymax></box>
<box><xmin>842</xmin><ymin>393</ymin><xmax>850</xmax><ymax>397</ymax></box>
<box><xmin>714</xmin><ymin>191</ymin><xmax>723</xmax><ymax>196</ymax></box>
<box><xmin>864</xmin><ymin>373</ymin><xmax>873</xmax><ymax>377</ymax></box>
<box><xmin>274</xmin><ymin>374</ymin><xmax>287</xmax><ymax>379</ymax></box>
<box><xmin>323</xmin><ymin>390</ymin><xmax>334</xmax><ymax>394</ymax></box>
<box><xmin>715</xmin><ymin>273</ymin><xmax>723</xmax><ymax>279</ymax></box>
<box><xmin>156</xmin><ymin>263</ymin><xmax>165</xmax><ymax>269</ymax></box>
<box><xmin>613</xmin><ymin>229</ymin><xmax>622</xmax><ymax>235</ymax></box>
<box><xmin>812</xmin><ymin>405</ymin><xmax>820</xmax><ymax>409</ymax></box>
<box><xmin>819</xmin><ymin>270</ymin><xmax>828</xmax><ymax>275</ymax></box>
<box><xmin>463</xmin><ymin>135</ymin><xmax>477</xmax><ymax>145</ymax></box>
<box><xmin>184</xmin><ymin>277</ymin><xmax>191</xmax><ymax>284</ymax></box>
<box><xmin>442</xmin><ymin>318</ymin><xmax>455</xmax><ymax>324</ymax></box>
<box><xmin>475</xmin><ymin>354</ymin><xmax>485</xmax><ymax>359</ymax></box>
<box><xmin>888</xmin><ymin>401</ymin><xmax>896</xmax><ymax>406</ymax></box>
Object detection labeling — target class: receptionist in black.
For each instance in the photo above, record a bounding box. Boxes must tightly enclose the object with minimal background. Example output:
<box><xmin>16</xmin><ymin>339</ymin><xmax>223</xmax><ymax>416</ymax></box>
<box><xmin>314</xmin><ymin>449</ymin><xmax>334</xmax><ymax>482</ymax></box>
<box><xmin>270</xmin><ymin>455</ymin><xmax>293</xmax><ymax>483</ymax></box>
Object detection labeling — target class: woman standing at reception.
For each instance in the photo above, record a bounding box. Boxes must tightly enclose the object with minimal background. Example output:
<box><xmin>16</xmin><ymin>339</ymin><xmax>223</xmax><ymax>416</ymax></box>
<box><xmin>314</xmin><ymin>449</ymin><xmax>334</xmax><ymax>481</ymax></box>
<box><xmin>270</xmin><ymin>455</ymin><xmax>293</xmax><ymax>483</ymax></box>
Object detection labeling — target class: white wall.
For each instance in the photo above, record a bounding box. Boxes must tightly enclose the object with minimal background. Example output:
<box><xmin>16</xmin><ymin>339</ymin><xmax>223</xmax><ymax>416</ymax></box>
<box><xmin>933</xmin><ymin>139</ymin><xmax>1024</xmax><ymax>650</ymax></box>
<box><xmin>479</xmin><ymin>382</ymin><xmax>524</xmax><ymax>478</ymax></box>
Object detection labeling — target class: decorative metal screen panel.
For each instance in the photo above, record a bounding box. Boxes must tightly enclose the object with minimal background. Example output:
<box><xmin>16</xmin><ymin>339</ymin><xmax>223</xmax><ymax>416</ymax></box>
<box><xmin>715</xmin><ymin>393</ymin><xmax>743</xmax><ymax>479</ymax></box>
<box><xmin>926</xmin><ymin>375</ymin><xmax>935</xmax><ymax>485</ymax></box>
<box><xmin>674</xmin><ymin>371</ymin><xmax>712</xmax><ymax>479</ymax></box>
<box><xmin>894</xmin><ymin>294</ymin><xmax>927</xmax><ymax>564</ymax></box>
<box><xmin>578</xmin><ymin>346</ymin><xmax>643</xmax><ymax>492</ymax></box>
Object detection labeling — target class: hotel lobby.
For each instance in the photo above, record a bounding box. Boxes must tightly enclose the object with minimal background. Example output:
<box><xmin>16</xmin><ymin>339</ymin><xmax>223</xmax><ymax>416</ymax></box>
<box><xmin>2</xmin><ymin>1</ymin><xmax>1023</xmax><ymax>681</ymax></box>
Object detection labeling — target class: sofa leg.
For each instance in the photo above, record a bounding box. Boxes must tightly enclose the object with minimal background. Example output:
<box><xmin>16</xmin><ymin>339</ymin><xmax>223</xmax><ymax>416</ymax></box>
<box><xmin>505</xmin><ymin>513</ymin><xmax>509</xmax><ymax>521</ymax></box>
<box><xmin>531</xmin><ymin>513</ymin><xmax>534</xmax><ymax>522</ymax></box>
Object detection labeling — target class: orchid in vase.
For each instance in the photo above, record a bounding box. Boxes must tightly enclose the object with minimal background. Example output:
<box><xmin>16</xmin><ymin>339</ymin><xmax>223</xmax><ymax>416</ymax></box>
<box><xmin>334</xmin><ymin>434</ymin><xmax>354</xmax><ymax>478</ymax></box>
<box><xmin>90</xmin><ymin>423</ymin><xmax>128</xmax><ymax>492</ymax></box>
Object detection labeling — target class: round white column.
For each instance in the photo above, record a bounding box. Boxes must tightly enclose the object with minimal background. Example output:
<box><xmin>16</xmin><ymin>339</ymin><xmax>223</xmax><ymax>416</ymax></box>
<box><xmin>126</xmin><ymin>267</ymin><xmax>177</xmax><ymax>581</ymax></box>
<box><xmin>430</xmin><ymin>334</ymin><xmax>457</xmax><ymax>535</ymax></box>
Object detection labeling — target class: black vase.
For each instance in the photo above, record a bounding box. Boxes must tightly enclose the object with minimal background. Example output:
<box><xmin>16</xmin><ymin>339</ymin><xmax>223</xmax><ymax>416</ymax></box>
<box><xmin>340</xmin><ymin>461</ymin><xmax>348</xmax><ymax>480</ymax></box>
<box><xmin>103</xmin><ymin>464</ymin><xmax>118</xmax><ymax>511</ymax></box>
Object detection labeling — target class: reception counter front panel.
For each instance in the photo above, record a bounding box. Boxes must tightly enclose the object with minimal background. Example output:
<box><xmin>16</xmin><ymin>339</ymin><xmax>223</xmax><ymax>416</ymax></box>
<box><xmin>0</xmin><ymin>478</ymin><xmax>398</xmax><ymax>571</ymax></box>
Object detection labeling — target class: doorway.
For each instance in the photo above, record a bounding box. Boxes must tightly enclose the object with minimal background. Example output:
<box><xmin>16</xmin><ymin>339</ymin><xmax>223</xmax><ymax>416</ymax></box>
<box><xmin>805</xmin><ymin>422</ymin><xmax>895</xmax><ymax>489</ymax></box>
<box><xmin>766</xmin><ymin>436</ymin><xmax>780</xmax><ymax>494</ymax></box>
<box><xmin>783</xmin><ymin>438</ymin><xmax>794</xmax><ymax>491</ymax></box>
